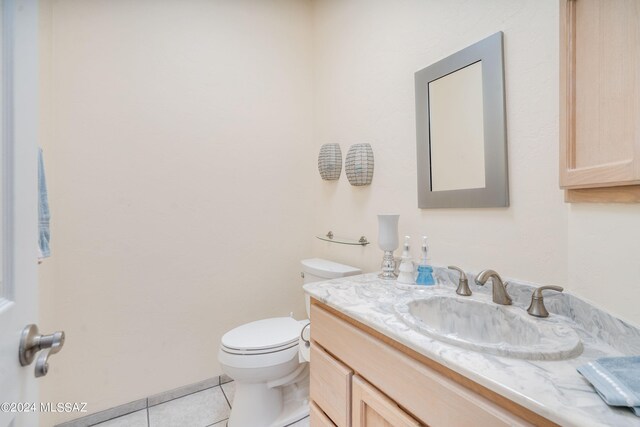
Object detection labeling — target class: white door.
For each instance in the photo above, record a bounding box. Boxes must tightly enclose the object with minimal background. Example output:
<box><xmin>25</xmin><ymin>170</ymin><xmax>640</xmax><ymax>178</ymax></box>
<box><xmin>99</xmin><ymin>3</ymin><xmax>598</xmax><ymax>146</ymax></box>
<box><xmin>0</xmin><ymin>1</ymin><xmax>42</xmax><ymax>426</ymax></box>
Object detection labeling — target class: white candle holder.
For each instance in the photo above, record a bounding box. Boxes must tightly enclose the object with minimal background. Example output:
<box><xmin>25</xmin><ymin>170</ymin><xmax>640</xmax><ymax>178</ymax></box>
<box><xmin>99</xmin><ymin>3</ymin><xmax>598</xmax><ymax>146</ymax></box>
<box><xmin>377</xmin><ymin>214</ymin><xmax>399</xmax><ymax>279</ymax></box>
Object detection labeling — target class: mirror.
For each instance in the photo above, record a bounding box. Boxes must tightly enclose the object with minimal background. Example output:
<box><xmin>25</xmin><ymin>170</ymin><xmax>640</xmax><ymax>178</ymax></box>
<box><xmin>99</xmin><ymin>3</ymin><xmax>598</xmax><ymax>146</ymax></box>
<box><xmin>415</xmin><ymin>32</ymin><xmax>508</xmax><ymax>208</ymax></box>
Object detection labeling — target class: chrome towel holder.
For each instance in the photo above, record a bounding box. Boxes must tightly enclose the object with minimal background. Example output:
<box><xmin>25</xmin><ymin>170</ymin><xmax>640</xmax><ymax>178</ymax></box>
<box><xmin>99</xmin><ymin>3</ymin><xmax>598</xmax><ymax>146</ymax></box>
<box><xmin>315</xmin><ymin>231</ymin><xmax>369</xmax><ymax>246</ymax></box>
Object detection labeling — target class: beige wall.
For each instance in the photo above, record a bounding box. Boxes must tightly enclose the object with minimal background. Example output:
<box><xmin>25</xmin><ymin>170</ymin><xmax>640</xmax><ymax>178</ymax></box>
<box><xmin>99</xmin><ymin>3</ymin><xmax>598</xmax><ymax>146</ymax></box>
<box><xmin>310</xmin><ymin>0</ymin><xmax>640</xmax><ymax>324</ymax></box>
<box><xmin>311</xmin><ymin>0</ymin><xmax>567</xmax><ymax>286</ymax></box>
<box><xmin>38</xmin><ymin>0</ymin><xmax>313</xmax><ymax>424</ymax></box>
<box><xmin>40</xmin><ymin>0</ymin><xmax>640</xmax><ymax>425</ymax></box>
<box><xmin>568</xmin><ymin>204</ymin><xmax>640</xmax><ymax>323</ymax></box>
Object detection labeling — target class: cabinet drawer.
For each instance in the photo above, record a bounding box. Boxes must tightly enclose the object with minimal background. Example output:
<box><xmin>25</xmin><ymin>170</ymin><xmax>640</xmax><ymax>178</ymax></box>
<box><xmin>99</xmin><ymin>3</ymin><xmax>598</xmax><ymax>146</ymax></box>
<box><xmin>311</xmin><ymin>401</ymin><xmax>337</xmax><ymax>427</ymax></box>
<box><xmin>310</xmin><ymin>342</ymin><xmax>353</xmax><ymax>427</ymax></box>
<box><xmin>312</xmin><ymin>302</ymin><xmax>537</xmax><ymax>427</ymax></box>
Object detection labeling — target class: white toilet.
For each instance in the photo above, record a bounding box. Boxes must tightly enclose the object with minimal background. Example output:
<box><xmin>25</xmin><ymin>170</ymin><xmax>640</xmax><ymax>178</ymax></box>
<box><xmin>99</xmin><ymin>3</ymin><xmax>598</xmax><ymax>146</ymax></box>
<box><xmin>218</xmin><ymin>258</ymin><xmax>361</xmax><ymax>427</ymax></box>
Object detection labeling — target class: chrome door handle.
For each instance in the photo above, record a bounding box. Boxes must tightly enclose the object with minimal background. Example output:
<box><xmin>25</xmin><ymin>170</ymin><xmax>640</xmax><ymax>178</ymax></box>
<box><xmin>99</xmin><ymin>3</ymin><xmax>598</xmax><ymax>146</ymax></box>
<box><xmin>19</xmin><ymin>324</ymin><xmax>65</xmax><ymax>377</ymax></box>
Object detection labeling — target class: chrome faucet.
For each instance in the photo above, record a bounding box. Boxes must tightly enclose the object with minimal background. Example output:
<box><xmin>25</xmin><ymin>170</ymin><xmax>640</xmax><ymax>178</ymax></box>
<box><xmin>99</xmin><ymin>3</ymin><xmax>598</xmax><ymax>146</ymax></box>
<box><xmin>475</xmin><ymin>269</ymin><xmax>512</xmax><ymax>305</ymax></box>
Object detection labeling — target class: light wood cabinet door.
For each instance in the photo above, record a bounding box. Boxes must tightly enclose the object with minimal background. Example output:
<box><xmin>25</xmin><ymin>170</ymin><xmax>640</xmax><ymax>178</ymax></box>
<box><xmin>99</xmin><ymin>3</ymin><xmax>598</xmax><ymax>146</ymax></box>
<box><xmin>352</xmin><ymin>376</ymin><xmax>421</xmax><ymax>427</ymax></box>
<box><xmin>310</xmin><ymin>343</ymin><xmax>353</xmax><ymax>427</ymax></box>
<box><xmin>560</xmin><ymin>0</ymin><xmax>640</xmax><ymax>196</ymax></box>
<box><xmin>311</xmin><ymin>402</ymin><xmax>338</xmax><ymax>427</ymax></box>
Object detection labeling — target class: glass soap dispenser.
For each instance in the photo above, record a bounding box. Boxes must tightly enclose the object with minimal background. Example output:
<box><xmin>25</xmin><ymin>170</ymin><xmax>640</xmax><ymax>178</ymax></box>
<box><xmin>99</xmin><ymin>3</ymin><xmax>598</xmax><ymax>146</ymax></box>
<box><xmin>397</xmin><ymin>236</ymin><xmax>416</xmax><ymax>285</ymax></box>
<box><xmin>416</xmin><ymin>236</ymin><xmax>435</xmax><ymax>286</ymax></box>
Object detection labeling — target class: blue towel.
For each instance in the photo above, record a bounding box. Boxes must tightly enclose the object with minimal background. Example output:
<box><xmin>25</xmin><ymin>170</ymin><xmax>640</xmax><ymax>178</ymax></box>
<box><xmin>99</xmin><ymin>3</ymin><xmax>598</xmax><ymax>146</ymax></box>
<box><xmin>578</xmin><ymin>356</ymin><xmax>640</xmax><ymax>416</ymax></box>
<box><xmin>38</xmin><ymin>148</ymin><xmax>50</xmax><ymax>260</ymax></box>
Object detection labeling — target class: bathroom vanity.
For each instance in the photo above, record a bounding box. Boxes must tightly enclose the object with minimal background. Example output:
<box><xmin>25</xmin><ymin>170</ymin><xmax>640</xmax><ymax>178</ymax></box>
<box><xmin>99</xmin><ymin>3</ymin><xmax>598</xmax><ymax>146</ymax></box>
<box><xmin>305</xmin><ymin>272</ymin><xmax>640</xmax><ymax>427</ymax></box>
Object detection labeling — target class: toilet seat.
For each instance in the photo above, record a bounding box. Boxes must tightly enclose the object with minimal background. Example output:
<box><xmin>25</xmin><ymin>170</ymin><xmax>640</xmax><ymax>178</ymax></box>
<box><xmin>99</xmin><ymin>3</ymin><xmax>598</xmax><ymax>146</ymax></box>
<box><xmin>221</xmin><ymin>317</ymin><xmax>303</xmax><ymax>354</ymax></box>
<box><xmin>219</xmin><ymin>344</ymin><xmax>300</xmax><ymax>370</ymax></box>
<box><xmin>219</xmin><ymin>317</ymin><xmax>308</xmax><ymax>369</ymax></box>
<box><xmin>221</xmin><ymin>341</ymin><xmax>298</xmax><ymax>355</ymax></box>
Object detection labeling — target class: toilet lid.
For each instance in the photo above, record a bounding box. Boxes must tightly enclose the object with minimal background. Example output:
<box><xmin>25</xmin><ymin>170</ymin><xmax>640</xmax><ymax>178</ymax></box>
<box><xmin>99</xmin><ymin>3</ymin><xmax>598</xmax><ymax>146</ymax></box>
<box><xmin>221</xmin><ymin>317</ymin><xmax>302</xmax><ymax>352</ymax></box>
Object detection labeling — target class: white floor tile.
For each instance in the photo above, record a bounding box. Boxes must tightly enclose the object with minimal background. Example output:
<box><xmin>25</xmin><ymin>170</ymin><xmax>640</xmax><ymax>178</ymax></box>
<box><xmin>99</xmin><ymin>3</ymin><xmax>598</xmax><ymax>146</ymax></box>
<box><xmin>92</xmin><ymin>409</ymin><xmax>148</xmax><ymax>427</ymax></box>
<box><xmin>148</xmin><ymin>386</ymin><xmax>230</xmax><ymax>427</ymax></box>
<box><xmin>221</xmin><ymin>381</ymin><xmax>235</xmax><ymax>407</ymax></box>
<box><xmin>209</xmin><ymin>420</ymin><xmax>227</xmax><ymax>427</ymax></box>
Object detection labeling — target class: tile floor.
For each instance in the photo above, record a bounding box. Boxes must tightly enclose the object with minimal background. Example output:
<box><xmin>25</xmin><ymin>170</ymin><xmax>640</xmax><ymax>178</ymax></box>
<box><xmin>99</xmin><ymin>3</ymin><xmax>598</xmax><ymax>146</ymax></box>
<box><xmin>91</xmin><ymin>380</ymin><xmax>309</xmax><ymax>427</ymax></box>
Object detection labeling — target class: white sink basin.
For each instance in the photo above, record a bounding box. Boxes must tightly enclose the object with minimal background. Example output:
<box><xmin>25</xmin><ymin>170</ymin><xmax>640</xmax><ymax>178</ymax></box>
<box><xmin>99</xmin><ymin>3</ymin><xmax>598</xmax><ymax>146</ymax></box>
<box><xmin>395</xmin><ymin>294</ymin><xmax>582</xmax><ymax>360</ymax></box>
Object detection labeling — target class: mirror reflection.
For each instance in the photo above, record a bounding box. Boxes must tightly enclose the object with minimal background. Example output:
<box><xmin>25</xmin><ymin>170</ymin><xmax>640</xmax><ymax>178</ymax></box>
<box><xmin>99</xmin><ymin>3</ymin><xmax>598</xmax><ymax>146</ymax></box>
<box><xmin>429</xmin><ymin>61</ymin><xmax>486</xmax><ymax>192</ymax></box>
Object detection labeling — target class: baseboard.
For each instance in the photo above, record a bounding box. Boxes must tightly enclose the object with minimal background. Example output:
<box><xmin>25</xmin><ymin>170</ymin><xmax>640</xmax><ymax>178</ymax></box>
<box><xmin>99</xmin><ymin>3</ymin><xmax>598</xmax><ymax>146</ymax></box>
<box><xmin>55</xmin><ymin>374</ymin><xmax>229</xmax><ymax>427</ymax></box>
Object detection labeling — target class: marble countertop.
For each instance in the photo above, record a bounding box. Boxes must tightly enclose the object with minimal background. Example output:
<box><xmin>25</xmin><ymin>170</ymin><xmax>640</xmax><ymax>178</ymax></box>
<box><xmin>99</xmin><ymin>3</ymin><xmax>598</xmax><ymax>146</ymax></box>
<box><xmin>303</xmin><ymin>270</ymin><xmax>640</xmax><ymax>427</ymax></box>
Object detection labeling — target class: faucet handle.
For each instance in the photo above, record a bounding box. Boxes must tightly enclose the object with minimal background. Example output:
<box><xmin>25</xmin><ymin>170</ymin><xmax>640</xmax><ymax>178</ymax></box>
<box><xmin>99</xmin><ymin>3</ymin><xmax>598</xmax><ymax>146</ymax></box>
<box><xmin>448</xmin><ymin>266</ymin><xmax>472</xmax><ymax>296</ymax></box>
<box><xmin>527</xmin><ymin>285</ymin><xmax>564</xmax><ymax>318</ymax></box>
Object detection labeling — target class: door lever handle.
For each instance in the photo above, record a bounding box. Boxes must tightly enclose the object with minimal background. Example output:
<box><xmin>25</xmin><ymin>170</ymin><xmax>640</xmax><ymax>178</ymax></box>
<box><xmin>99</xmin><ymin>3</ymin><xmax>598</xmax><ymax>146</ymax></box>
<box><xmin>19</xmin><ymin>324</ymin><xmax>65</xmax><ymax>377</ymax></box>
<box><xmin>34</xmin><ymin>333</ymin><xmax>65</xmax><ymax>377</ymax></box>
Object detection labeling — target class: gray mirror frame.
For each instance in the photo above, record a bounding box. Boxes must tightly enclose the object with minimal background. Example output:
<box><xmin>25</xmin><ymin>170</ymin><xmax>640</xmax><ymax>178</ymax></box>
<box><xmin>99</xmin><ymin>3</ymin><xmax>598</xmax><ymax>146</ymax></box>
<box><xmin>415</xmin><ymin>32</ymin><xmax>508</xmax><ymax>209</ymax></box>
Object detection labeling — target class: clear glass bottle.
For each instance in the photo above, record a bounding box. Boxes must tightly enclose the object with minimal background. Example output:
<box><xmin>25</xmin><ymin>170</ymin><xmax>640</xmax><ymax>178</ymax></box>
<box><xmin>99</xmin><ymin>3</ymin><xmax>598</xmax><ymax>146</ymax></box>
<box><xmin>415</xmin><ymin>236</ymin><xmax>435</xmax><ymax>286</ymax></box>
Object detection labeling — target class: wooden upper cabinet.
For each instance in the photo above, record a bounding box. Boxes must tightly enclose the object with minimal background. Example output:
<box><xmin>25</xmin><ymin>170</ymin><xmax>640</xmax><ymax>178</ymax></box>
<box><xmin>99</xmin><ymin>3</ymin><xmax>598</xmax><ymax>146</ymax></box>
<box><xmin>560</xmin><ymin>0</ymin><xmax>640</xmax><ymax>201</ymax></box>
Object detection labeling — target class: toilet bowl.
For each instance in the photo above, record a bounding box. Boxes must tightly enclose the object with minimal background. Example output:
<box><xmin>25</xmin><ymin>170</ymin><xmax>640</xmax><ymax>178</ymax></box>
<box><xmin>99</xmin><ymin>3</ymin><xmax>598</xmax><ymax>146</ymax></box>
<box><xmin>219</xmin><ymin>258</ymin><xmax>361</xmax><ymax>427</ymax></box>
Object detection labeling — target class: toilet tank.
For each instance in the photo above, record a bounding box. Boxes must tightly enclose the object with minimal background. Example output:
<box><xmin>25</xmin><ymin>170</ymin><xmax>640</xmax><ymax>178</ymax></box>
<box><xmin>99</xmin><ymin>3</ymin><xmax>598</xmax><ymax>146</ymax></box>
<box><xmin>301</xmin><ymin>258</ymin><xmax>361</xmax><ymax>316</ymax></box>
